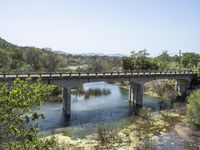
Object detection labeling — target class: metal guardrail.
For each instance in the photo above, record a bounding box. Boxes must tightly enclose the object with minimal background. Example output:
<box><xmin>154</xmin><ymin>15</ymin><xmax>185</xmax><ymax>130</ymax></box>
<box><xmin>0</xmin><ymin>70</ymin><xmax>198</xmax><ymax>79</ymax></box>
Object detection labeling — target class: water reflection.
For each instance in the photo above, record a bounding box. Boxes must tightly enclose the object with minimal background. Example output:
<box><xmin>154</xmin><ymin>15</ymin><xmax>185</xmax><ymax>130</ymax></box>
<box><xmin>36</xmin><ymin>82</ymin><xmax>169</xmax><ymax>133</ymax></box>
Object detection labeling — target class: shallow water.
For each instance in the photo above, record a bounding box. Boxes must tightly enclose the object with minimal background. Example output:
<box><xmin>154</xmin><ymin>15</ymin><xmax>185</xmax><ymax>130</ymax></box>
<box><xmin>32</xmin><ymin>81</ymin><xmax>188</xmax><ymax>149</ymax></box>
<box><xmin>35</xmin><ymin>82</ymin><xmax>171</xmax><ymax>137</ymax></box>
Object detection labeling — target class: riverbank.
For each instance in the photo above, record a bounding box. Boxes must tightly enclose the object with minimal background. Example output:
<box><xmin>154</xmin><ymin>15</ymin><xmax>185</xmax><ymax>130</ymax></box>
<box><xmin>174</xmin><ymin>123</ymin><xmax>200</xmax><ymax>149</ymax></box>
<box><xmin>116</xmin><ymin>81</ymin><xmax>163</xmax><ymax>99</ymax></box>
<box><xmin>116</xmin><ymin>80</ymin><xmax>178</xmax><ymax>100</ymax></box>
<box><xmin>43</xmin><ymin>107</ymin><xmax>200</xmax><ymax>149</ymax></box>
<box><xmin>115</xmin><ymin>82</ymin><xmax>129</xmax><ymax>90</ymax></box>
<box><xmin>38</xmin><ymin>81</ymin><xmax>199</xmax><ymax>149</ymax></box>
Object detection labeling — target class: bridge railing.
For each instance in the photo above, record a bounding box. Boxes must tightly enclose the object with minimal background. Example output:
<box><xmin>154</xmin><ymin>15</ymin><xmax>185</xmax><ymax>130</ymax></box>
<box><xmin>0</xmin><ymin>70</ymin><xmax>198</xmax><ymax>79</ymax></box>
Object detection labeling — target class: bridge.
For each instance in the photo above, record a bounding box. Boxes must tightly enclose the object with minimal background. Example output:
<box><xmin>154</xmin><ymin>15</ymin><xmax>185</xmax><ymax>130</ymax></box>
<box><xmin>0</xmin><ymin>70</ymin><xmax>198</xmax><ymax>115</ymax></box>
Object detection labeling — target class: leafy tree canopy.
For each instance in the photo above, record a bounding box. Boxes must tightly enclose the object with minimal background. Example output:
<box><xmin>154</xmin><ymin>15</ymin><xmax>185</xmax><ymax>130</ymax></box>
<box><xmin>0</xmin><ymin>78</ymin><xmax>56</xmax><ymax>149</ymax></box>
<box><xmin>187</xmin><ymin>89</ymin><xmax>200</xmax><ymax>127</ymax></box>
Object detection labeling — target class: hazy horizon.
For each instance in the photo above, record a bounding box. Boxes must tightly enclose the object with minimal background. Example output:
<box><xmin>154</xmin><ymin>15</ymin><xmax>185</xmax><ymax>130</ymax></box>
<box><xmin>0</xmin><ymin>0</ymin><xmax>200</xmax><ymax>56</ymax></box>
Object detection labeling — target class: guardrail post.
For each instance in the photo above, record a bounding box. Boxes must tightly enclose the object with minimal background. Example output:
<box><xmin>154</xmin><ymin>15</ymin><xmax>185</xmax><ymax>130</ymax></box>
<box><xmin>87</xmin><ymin>73</ymin><xmax>89</xmax><ymax>77</ymax></box>
<box><xmin>118</xmin><ymin>72</ymin><xmax>120</xmax><ymax>76</ymax></box>
<box><xmin>111</xmin><ymin>72</ymin><xmax>113</xmax><ymax>76</ymax></box>
<box><xmin>3</xmin><ymin>74</ymin><xmax>5</xmax><ymax>78</ymax></box>
<box><xmin>96</xmin><ymin>72</ymin><xmax>97</xmax><ymax>76</ymax></box>
<box><xmin>50</xmin><ymin>72</ymin><xmax>52</xmax><ymax>77</ymax></box>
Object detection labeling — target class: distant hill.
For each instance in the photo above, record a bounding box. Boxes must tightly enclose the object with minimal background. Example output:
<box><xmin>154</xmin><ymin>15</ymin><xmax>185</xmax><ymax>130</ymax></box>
<box><xmin>78</xmin><ymin>53</ymin><xmax>105</xmax><ymax>56</ymax></box>
<box><xmin>53</xmin><ymin>50</ymin><xmax>71</xmax><ymax>55</ymax></box>
<box><xmin>53</xmin><ymin>51</ymin><xmax>127</xmax><ymax>57</ymax></box>
<box><xmin>0</xmin><ymin>37</ymin><xmax>123</xmax><ymax>72</ymax></box>
<box><xmin>78</xmin><ymin>53</ymin><xmax>127</xmax><ymax>57</ymax></box>
<box><xmin>107</xmin><ymin>53</ymin><xmax>127</xmax><ymax>57</ymax></box>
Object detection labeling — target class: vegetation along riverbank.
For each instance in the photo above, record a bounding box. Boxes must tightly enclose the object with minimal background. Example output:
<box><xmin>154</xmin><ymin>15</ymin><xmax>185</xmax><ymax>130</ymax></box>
<box><xmin>42</xmin><ymin>78</ymin><xmax>200</xmax><ymax>149</ymax></box>
<box><xmin>43</xmin><ymin>105</ymin><xmax>200</xmax><ymax>149</ymax></box>
<box><xmin>48</xmin><ymin>86</ymin><xmax>111</xmax><ymax>102</ymax></box>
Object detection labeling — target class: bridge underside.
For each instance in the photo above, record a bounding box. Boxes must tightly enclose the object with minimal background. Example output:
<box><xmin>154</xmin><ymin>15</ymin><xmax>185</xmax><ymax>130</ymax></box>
<box><xmin>0</xmin><ymin>71</ymin><xmax>196</xmax><ymax>116</ymax></box>
<box><xmin>128</xmin><ymin>79</ymin><xmax>191</xmax><ymax>106</ymax></box>
<box><xmin>62</xmin><ymin>79</ymin><xmax>191</xmax><ymax>116</ymax></box>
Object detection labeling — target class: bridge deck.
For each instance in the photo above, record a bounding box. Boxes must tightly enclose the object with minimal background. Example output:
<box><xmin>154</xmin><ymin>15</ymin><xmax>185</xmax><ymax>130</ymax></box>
<box><xmin>0</xmin><ymin>71</ymin><xmax>197</xmax><ymax>79</ymax></box>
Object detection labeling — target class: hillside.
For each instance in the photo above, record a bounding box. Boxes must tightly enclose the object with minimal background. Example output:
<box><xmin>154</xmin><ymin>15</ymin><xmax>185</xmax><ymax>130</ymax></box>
<box><xmin>0</xmin><ymin>38</ymin><xmax>122</xmax><ymax>73</ymax></box>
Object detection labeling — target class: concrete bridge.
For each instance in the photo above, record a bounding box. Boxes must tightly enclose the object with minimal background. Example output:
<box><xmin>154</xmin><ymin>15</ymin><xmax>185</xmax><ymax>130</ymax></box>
<box><xmin>0</xmin><ymin>71</ymin><xmax>198</xmax><ymax>115</ymax></box>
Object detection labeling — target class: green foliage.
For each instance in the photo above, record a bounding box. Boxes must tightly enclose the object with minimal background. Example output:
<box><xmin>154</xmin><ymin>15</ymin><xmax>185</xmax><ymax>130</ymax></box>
<box><xmin>122</xmin><ymin>57</ymin><xmax>134</xmax><ymax>70</ymax></box>
<box><xmin>187</xmin><ymin>89</ymin><xmax>200</xmax><ymax>127</ymax></box>
<box><xmin>182</xmin><ymin>52</ymin><xmax>200</xmax><ymax>68</ymax></box>
<box><xmin>0</xmin><ymin>78</ymin><xmax>56</xmax><ymax>149</ymax></box>
<box><xmin>0</xmin><ymin>38</ymin><xmax>122</xmax><ymax>73</ymax></box>
<box><xmin>123</xmin><ymin>50</ymin><xmax>200</xmax><ymax>71</ymax></box>
<box><xmin>0</xmin><ymin>37</ymin><xmax>199</xmax><ymax>73</ymax></box>
<box><xmin>122</xmin><ymin>49</ymin><xmax>159</xmax><ymax>70</ymax></box>
<box><xmin>155</xmin><ymin>51</ymin><xmax>171</xmax><ymax>70</ymax></box>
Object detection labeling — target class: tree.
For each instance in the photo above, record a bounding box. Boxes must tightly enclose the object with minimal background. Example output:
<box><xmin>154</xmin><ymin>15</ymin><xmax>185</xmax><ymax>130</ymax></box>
<box><xmin>0</xmin><ymin>48</ymin><xmax>10</xmax><ymax>70</ymax></box>
<box><xmin>44</xmin><ymin>51</ymin><xmax>59</xmax><ymax>72</ymax></box>
<box><xmin>87</xmin><ymin>56</ymin><xmax>107</xmax><ymax>72</ymax></box>
<box><xmin>122</xmin><ymin>57</ymin><xmax>134</xmax><ymax>70</ymax></box>
<box><xmin>0</xmin><ymin>78</ymin><xmax>56</xmax><ymax>149</ymax></box>
<box><xmin>24</xmin><ymin>48</ymin><xmax>42</xmax><ymax>71</ymax></box>
<box><xmin>182</xmin><ymin>52</ymin><xmax>200</xmax><ymax>68</ymax></box>
<box><xmin>187</xmin><ymin>89</ymin><xmax>200</xmax><ymax>127</ymax></box>
<box><xmin>122</xmin><ymin>50</ymin><xmax>158</xmax><ymax>70</ymax></box>
<box><xmin>155</xmin><ymin>51</ymin><xmax>171</xmax><ymax>70</ymax></box>
<box><xmin>9</xmin><ymin>48</ymin><xmax>24</xmax><ymax>71</ymax></box>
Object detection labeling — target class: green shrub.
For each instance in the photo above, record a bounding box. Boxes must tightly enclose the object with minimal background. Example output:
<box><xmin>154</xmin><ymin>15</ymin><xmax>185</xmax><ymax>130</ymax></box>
<box><xmin>187</xmin><ymin>89</ymin><xmax>200</xmax><ymax>127</ymax></box>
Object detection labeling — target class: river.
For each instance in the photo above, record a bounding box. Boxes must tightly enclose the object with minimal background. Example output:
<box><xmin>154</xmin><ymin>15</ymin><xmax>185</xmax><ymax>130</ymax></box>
<box><xmin>35</xmin><ymin>81</ymin><xmax>186</xmax><ymax>149</ymax></box>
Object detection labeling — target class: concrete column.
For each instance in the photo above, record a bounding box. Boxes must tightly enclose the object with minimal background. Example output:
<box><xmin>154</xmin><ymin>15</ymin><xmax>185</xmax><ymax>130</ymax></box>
<box><xmin>129</xmin><ymin>85</ymin><xmax>132</xmax><ymax>101</ymax></box>
<box><xmin>133</xmin><ymin>86</ymin><xmax>137</xmax><ymax>104</ymax></box>
<box><xmin>129</xmin><ymin>85</ymin><xmax>134</xmax><ymax>102</ymax></box>
<box><xmin>129</xmin><ymin>82</ymin><xmax>144</xmax><ymax>106</ymax></box>
<box><xmin>62</xmin><ymin>87</ymin><xmax>71</xmax><ymax>116</ymax></box>
<box><xmin>136</xmin><ymin>84</ymin><xmax>143</xmax><ymax>106</ymax></box>
<box><xmin>175</xmin><ymin>80</ymin><xmax>190</xmax><ymax>96</ymax></box>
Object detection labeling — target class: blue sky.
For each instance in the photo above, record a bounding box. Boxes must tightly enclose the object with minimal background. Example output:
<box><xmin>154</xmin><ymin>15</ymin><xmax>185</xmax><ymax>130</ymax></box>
<box><xmin>0</xmin><ymin>0</ymin><xmax>200</xmax><ymax>56</ymax></box>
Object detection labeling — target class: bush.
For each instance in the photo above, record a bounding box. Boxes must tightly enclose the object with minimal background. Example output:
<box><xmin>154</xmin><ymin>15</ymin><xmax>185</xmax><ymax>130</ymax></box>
<box><xmin>186</xmin><ymin>89</ymin><xmax>200</xmax><ymax>127</ymax></box>
<box><xmin>97</xmin><ymin>126</ymin><xmax>121</xmax><ymax>144</ymax></box>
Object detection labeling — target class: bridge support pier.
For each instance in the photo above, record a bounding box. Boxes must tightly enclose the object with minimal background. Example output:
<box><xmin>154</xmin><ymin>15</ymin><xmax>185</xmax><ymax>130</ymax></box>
<box><xmin>62</xmin><ymin>87</ymin><xmax>71</xmax><ymax>116</ymax></box>
<box><xmin>175</xmin><ymin>80</ymin><xmax>190</xmax><ymax>96</ymax></box>
<box><xmin>129</xmin><ymin>82</ymin><xmax>144</xmax><ymax>106</ymax></box>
